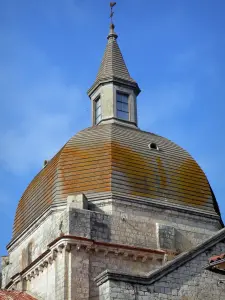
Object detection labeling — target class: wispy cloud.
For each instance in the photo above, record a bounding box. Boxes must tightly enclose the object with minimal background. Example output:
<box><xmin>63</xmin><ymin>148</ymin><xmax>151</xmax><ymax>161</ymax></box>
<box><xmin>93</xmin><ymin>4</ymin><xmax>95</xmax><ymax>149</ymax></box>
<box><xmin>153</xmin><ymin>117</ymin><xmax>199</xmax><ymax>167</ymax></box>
<box><xmin>1</xmin><ymin>0</ymin><xmax>88</xmax><ymax>26</ymax></box>
<box><xmin>37</xmin><ymin>0</ymin><xmax>89</xmax><ymax>25</ymax></box>
<box><xmin>139</xmin><ymin>82</ymin><xmax>194</xmax><ymax>129</ymax></box>
<box><xmin>0</xmin><ymin>188</ymin><xmax>14</xmax><ymax>219</ymax></box>
<box><xmin>138</xmin><ymin>41</ymin><xmax>225</xmax><ymax>219</ymax></box>
<box><xmin>138</xmin><ymin>46</ymin><xmax>198</xmax><ymax>131</ymax></box>
<box><xmin>0</xmin><ymin>32</ymin><xmax>87</xmax><ymax>175</ymax></box>
<box><xmin>138</xmin><ymin>39</ymin><xmax>218</xmax><ymax>132</ymax></box>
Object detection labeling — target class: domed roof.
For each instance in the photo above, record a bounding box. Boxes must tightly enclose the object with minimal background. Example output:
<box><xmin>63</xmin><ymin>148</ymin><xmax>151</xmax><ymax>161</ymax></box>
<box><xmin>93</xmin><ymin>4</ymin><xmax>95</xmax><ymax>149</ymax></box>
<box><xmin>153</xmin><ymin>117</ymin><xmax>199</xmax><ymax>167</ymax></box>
<box><xmin>13</xmin><ymin>123</ymin><xmax>220</xmax><ymax>239</ymax></box>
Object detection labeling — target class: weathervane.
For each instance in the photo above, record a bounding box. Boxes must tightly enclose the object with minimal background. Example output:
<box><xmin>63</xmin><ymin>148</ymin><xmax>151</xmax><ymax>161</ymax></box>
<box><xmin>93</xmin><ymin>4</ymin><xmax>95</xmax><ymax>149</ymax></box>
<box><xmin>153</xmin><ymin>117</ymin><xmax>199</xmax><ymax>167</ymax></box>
<box><xmin>110</xmin><ymin>2</ymin><xmax>116</xmax><ymax>24</ymax></box>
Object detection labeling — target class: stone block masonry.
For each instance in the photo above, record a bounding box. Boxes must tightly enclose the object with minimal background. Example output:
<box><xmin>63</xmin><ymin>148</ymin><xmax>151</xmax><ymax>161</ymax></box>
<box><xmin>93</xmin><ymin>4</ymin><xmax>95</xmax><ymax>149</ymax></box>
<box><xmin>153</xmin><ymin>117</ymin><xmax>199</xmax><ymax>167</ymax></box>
<box><xmin>1</xmin><ymin>193</ymin><xmax>223</xmax><ymax>299</ymax></box>
<box><xmin>97</xmin><ymin>234</ymin><xmax>225</xmax><ymax>300</ymax></box>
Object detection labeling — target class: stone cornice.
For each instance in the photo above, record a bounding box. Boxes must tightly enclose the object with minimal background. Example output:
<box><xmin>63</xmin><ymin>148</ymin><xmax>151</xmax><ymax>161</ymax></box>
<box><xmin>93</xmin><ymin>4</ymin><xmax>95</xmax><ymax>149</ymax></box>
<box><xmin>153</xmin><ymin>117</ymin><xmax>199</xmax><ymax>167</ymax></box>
<box><xmin>95</xmin><ymin>269</ymin><xmax>149</xmax><ymax>286</ymax></box>
<box><xmin>5</xmin><ymin>235</ymin><xmax>166</xmax><ymax>289</ymax></box>
<box><xmin>8</xmin><ymin>190</ymin><xmax>222</xmax><ymax>252</ymax></box>
<box><xmin>89</xmin><ymin>191</ymin><xmax>222</xmax><ymax>224</ymax></box>
<box><xmin>87</xmin><ymin>76</ymin><xmax>140</xmax><ymax>97</ymax></box>
<box><xmin>7</xmin><ymin>204</ymin><xmax>66</xmax><ymax>251</ymax></box>
<box><xmin>49</xmin><ymin>235</ymin><xmax>166</xmax><ymax>256</ymax></box>
<box><xmin>95</xmin><ymin>227</ymin><xmax>225</xmax><ymax>287</ymax></box>
<box><xmin>97</xmin><ymin>117</ymin><xmax>137</xmax><ymax>128</ymax></box>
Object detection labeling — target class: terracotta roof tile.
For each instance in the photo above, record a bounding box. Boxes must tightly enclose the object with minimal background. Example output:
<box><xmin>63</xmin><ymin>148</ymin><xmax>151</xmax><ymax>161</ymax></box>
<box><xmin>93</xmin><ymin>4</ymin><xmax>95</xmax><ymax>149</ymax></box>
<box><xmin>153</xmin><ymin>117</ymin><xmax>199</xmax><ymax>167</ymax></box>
<box><xmin>209</xmin><ymin>253</ymin><xmax>225</xmax><ymax>263</ymax></box>
<box><xmin>0</xmin><ymin>290</ymin><xmax>37</xmax><ymax>299</ymax></box>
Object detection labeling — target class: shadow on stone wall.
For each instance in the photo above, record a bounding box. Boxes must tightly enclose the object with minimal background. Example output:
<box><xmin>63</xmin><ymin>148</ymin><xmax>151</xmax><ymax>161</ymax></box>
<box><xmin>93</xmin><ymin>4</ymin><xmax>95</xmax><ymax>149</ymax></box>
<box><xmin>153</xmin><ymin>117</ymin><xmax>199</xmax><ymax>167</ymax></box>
<box><xmin>90</xmin><ymin>213</ymin><xmax>111</xmax><ymax>242</ymax></box>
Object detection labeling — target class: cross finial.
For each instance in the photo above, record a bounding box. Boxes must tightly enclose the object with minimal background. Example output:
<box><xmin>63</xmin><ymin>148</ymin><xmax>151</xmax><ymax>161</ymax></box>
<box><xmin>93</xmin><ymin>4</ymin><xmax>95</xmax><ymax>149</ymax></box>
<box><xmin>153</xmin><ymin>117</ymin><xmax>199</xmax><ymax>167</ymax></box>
<box><xmin>110</xmin><ymin>2</ymin><xmax>116</xmax><ymax>25</ymax></box>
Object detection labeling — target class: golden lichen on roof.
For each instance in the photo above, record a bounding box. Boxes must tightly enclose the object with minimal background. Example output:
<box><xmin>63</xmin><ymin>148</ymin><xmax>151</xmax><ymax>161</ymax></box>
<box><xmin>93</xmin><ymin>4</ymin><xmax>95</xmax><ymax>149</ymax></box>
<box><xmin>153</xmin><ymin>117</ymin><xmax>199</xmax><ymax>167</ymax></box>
<box><xmin>12</xmin><ymin>123</ymin><xmax>220</xmax><ymax>240</ymax></box>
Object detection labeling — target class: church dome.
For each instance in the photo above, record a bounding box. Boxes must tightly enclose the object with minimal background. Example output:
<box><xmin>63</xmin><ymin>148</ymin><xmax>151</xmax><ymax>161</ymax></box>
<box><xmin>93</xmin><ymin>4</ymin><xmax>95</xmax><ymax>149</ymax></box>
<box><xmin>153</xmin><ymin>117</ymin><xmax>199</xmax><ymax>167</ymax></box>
<box><xmin>13</xmin><ymin>123</ymin><xmax>221</xmax><ymax>239</ymax></box>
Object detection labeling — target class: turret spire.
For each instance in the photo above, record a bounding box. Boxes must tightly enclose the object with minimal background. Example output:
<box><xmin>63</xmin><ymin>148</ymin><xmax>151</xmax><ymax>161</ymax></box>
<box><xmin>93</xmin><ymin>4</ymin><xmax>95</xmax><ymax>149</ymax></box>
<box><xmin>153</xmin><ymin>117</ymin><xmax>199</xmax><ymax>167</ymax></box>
<box><xmin>87</xmin><ymin>3</ymin><xmax>140</xmax><ymax>127</ymax></box>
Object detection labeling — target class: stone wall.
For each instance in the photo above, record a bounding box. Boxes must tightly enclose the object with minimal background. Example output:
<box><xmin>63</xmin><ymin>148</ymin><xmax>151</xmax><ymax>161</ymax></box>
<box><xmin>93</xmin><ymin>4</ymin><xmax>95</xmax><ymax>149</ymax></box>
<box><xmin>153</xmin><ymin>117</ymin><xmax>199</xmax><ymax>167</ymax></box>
<box><xmin>89</xmin><ymin>199</ymin><xmax>220</xmax><ymax>252</ymax></box>
<box><xmin>89</xmin><ymin>250</ymin><xmax>161</xmax><ymax>300</ymax></box>
<box><xmin>108</xmin><ymin>200</ymin><xmax>220</xmax><ymax>250</ymax></box>
<box><xmin>26</xmin><ymin>260</ymin><xmax>55</xmax><ymax>300</ymax></box>
<box><xmin>24</xmin><ymin>248</ymin><xmax>68</xmax><ymax>300</ymax></box>
<box><xmin>98</xmin><ymin>241</ymin><xmax>225</xmax><ymax>300</ymax></box>
<box><xmin>68</xmin><ymin>245</ymin><xmax>162</xmax><ymax>300</ymax></box>
<box><xmin>70</xmin><ymin>249</ymin><xmax>90</xmax><ymax>300</ymax></box>
<box><xmin>1</xmin><ymin>209</ymin><xmax>67</xmax><ymax>288</ymax></box>
<box><xmin>2</xmin><ymin>194</ymin><xmax>222</xmax><ymax>300</ymax></box>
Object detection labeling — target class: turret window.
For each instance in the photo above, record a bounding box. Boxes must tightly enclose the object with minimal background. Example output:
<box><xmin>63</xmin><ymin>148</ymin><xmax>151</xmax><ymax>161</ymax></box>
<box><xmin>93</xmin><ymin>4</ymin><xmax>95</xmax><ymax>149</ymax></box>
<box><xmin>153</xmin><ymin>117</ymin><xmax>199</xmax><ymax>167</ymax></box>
<box><xmin>117</xmin><ymin>92</ymin><xmax>129</xmax><ymax>121</ymax></box>
<box><xmin>95</xmin><ymin>97</ymin><xmax>102</xmax><ymax>124</ymax></box>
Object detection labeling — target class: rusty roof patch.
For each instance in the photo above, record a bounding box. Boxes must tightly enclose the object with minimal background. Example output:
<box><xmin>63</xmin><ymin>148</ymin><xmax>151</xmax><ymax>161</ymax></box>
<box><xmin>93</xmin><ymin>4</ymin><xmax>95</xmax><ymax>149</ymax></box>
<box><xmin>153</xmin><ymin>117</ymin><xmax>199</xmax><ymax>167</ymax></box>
<box><xmin>12</xmin><ymin>123</ymin><xmax>221</xmax><ymax>240</ymax></box>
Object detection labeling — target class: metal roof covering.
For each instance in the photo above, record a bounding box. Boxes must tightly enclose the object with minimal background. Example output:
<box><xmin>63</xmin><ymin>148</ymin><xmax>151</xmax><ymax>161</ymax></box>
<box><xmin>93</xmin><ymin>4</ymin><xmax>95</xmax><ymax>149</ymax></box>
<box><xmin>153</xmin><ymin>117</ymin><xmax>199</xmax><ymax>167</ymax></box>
<box><xmin>0</xmin><ymin>291</ymin><xmax>37</xmax><ymax>299</ymax></box>
<box><xmin>12</xmin><ymin>123</ymin><xmax>221</xmax><ymax>240</ymax></box>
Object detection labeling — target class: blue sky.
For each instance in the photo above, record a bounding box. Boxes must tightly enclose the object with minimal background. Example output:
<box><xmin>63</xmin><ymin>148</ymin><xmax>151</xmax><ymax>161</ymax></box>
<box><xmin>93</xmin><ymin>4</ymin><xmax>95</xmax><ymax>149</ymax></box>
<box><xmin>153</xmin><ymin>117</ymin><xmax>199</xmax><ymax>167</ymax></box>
<box><xmin>0</xmin><ymin>0</ymin><xmax>225</xmax><ymax>255</ymax></box>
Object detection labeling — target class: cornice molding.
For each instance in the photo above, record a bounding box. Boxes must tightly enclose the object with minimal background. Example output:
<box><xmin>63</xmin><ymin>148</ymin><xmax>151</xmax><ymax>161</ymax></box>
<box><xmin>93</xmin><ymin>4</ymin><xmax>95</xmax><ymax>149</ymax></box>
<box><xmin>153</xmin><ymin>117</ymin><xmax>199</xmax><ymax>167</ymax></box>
<box><xmin>87</xmin><ymin>76</ymin><xmax>140</xmax><ymax>97</ymax></box>
<box><xmin>89</xmin><ymin>191</ymin><xmax>222</xmax><ymax>223</ymax></box>
<box><xmin>7</xmin><ymin>204</ymin><xmax>66</xmax><ymax>251</ymax></box>
<box><xmin>95</xmin><ymin>227</ymin><xmax>225</xmax><ymax>287</ymax></box>
<box><xmin>5</xmin><ymin>235</ymin><xmax>166</xmax><ymax>289</ymax></box>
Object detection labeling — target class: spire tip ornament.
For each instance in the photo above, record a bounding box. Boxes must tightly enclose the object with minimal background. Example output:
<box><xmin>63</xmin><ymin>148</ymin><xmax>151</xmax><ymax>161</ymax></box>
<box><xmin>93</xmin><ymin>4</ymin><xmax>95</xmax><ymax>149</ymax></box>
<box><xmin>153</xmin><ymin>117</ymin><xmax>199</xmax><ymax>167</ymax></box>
<box><xmin>108</xmin><ymin>2</ymin><xmax>117</xmax><ymax>40</ymax></box>
<box><xmin>110</xmin><ymin>2</ymin><xmax>116</xmax><ymax>25</ymax></box>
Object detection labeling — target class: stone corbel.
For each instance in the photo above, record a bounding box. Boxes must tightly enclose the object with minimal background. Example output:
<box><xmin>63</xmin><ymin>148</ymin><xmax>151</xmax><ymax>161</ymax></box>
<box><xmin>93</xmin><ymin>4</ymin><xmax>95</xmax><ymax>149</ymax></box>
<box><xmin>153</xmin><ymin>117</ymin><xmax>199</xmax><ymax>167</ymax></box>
<box><xmin>65</xmin><ymin>242</ymin><xmax>71</xmax><ymax>252</ymax></box>
<box><xmin>94</xmin><ymin>246</ymin><xmax>99</xmax><ymax>253</ymax></box>
<box><xmin>27</xmin><ymin>274</ymin><xmax>31</xmax><ymax>281</ymax></box>
<box><xmin>151</xmin><ymin>255</ymin><xmax>157</xmax><ymax>262</ymax></box>
<box><xmin>57</xmin><ymin>243</ymin><xmax>65</xmax><ymax>253</ymax></box>
<box><xmin>52</xmin><ymin>249</ymin><xmax>58</xmax><ymax>260</ymax></box>
<box><xmin>35</xmin><ymin>268</ymin><xmax>39</xmax><ymax>276</ymax></box>
<box><xmin>75</xmin><ymin>244</ymin><xmax>81</xmax><ymax>251</ymax></box>
<box><xmin>39</xmin><ymin>264</ymin><xmax>44</xmax><ymax>273</ymax></box>
<box><xmin>85</xmin><ymin>245</ymin><xmax>93</xmax><ymax>252</ymax></box>
<box><xmin>43</xmin><ymin>260</ymin><xmax>48</xmax><ymax>268</ymax></box>
<box><xmin>142</xmin><ymin>256</ymin><xmax>148</xmax><ymax>262</ymax></box>
<box><xmin>48</xmin><ymin>257</ymin><xmax>53</xmax><ymax>265</ymax></box>
<box><xmin>11</xmin><ymin>273</ymin><xmax>22</xmax><ymax>288</ymax></box>
<box><xmin>133</xmin><ymin>254</ymin><xmax>137</xmax><ymax>261</ymax></box>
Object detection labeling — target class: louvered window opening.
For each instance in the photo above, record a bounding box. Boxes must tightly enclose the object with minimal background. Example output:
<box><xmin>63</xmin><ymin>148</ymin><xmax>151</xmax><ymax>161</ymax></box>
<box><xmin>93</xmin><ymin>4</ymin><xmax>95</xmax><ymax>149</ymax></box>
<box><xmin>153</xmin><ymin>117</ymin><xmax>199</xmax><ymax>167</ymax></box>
<box><xmin>117</xmin><ymin>92</ymin><xmax>129</xmax><ymax>121</ymax></box>
<box><xmin>95</xmin><ymin>97</ymin><xmax>102</xmax><ymax>124</ymax></box>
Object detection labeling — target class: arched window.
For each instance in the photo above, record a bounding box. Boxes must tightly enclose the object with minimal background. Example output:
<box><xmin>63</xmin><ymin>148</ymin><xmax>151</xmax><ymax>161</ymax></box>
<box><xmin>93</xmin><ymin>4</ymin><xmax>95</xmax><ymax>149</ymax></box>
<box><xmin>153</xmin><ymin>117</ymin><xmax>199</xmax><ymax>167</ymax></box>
<box><xmin>27</xmin><ymin>242</ymin><xmax>33</xmax><ymax>265</ymax></box>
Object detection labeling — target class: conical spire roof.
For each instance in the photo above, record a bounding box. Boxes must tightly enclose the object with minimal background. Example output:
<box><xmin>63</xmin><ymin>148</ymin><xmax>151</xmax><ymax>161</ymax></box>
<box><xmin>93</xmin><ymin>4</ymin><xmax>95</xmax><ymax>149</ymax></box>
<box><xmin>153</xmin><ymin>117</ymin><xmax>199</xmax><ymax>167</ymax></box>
<box><xmin>88</xmin><ymin>24</ymin><xmax>140</xmax><ymax>96</ymax></box>
<box><xmin>96</xmin><ymin>24</ymin><xmax>135</xmax><ymax>83</ymax></box>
